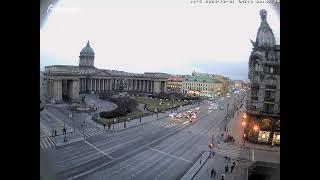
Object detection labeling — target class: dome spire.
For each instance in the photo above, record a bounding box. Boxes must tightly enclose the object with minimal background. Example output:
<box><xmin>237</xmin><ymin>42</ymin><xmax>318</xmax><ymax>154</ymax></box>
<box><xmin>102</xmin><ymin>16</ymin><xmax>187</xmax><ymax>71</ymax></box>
<box><xmin>86</xmin><ymin>40</ymin><xmax>90</xmax><ymax>47</ymax></box>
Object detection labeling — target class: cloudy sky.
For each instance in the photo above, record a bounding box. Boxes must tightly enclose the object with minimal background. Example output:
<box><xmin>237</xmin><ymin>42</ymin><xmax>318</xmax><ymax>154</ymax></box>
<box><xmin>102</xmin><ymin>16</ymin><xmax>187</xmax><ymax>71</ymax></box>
<box><xmin>40</xmin><ymin>0</ymin><xmax>280</xmax><ymax>81</ymax></box>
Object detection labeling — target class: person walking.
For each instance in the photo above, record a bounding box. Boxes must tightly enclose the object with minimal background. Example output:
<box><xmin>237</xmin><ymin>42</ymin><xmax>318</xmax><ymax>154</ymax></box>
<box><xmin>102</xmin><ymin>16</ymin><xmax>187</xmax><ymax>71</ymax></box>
<box><xmin>211</xmin><ymin>168</ymin><xmax>215</xmax><ymax>177</ymax></box>
<box><xmin>108</xmin><ymin>123</ymin><xmax>111</xmax><ymax>130</ymax></box>
<box><xmin>231</xmin><ymin>165</ymin><xmax>235</xmax><ymax>173</ymax></box>
<box><xmin>221</xmin><ymin>174</ymin><xmax>225</xmax><ymax>180</ymax></box>
<box><xmin>225</xmin><ymin>165</ymin><xmax>229</xmax><ymax>173</ymax></box>
<box><xmin>54</xmin><ymin>130</ymin><xmax>57</xmax><ymax>136</ymax></box>
<box><xmin>103</xmin><ymin>123</ymin><xmax>106</xmax><ymax>130</ymax></box>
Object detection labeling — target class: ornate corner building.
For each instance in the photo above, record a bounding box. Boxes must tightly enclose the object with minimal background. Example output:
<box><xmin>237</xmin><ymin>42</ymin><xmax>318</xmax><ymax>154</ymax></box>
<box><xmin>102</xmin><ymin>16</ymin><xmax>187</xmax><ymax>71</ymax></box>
<box><xmin>44</xmin><ymin>41</ymin><xmax>169</xmax><ymax>103</ymax></box>
<box><xmin>244</xmin><ymin>9</ymin><xmax>280</xmax><ymax>145</ymax></box>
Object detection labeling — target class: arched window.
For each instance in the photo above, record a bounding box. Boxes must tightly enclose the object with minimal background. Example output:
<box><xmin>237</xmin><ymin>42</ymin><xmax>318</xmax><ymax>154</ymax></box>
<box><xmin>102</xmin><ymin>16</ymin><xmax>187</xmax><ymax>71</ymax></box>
<box><xmin>255</xmin><ymin>63</ymin><xmax>259</xmax><ymax>72</ymax></box>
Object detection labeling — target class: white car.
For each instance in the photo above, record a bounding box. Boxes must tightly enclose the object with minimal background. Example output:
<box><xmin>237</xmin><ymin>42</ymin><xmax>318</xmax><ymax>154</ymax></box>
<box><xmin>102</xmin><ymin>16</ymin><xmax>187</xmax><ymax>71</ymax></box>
<box><xmin>208</xmin><ymin>107</ymin><xmax>213</xmax><ymax>110</ymax></box>
<box><xmin>175</xmin><ymin>113</ymin><xmax>182</xmax><ymax>118</ymax></box>
<box><xmin>219</xmin><ymin>106</ymin><xmax>224</xmax><ymax>110</ymax></box>
<box><xmin>195</xmin><ymin>107</ymin><xmax>200</xmax><ymax>111</ymax></box>
<box><xmin>227</xmin><ymin>95</ymin><xmax>230</xmax><ymax>98</ymax></box>
<box><xmin>187</xmin><ymin>110</ymin><xmax>193</xmax><ymax>114</ymax></box>
<box><xmin>169</xmin><ymin>113</ymin><xmax>177</xmax><ymax>118</ymax></box>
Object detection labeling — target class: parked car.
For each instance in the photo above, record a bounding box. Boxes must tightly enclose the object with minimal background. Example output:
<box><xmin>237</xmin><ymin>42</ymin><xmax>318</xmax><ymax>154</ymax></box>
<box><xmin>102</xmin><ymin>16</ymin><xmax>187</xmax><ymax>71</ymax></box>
<box><xmin>219</xmin><ymin>106</ymin><xmax>224</xmax><ymax>110</ymax></box>
<box><xmin>195</xmin><ymin>107</ymin><xmax>200</xmax><ymax>111</ymax></box>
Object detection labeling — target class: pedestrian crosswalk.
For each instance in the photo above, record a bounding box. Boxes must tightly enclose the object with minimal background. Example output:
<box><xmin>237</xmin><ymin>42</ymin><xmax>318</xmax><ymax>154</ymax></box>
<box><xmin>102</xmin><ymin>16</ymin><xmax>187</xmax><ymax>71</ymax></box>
<box><xmin>40</xmin><ymin>121</ymin><xmax>50</xmax><ymax>137</ymax></box>
<box><xmin>81</xmin><ymin>127</ymin><xmax>105</xmax><ymax>138</ymax></box>
<box><xmin>43</xmin><ymin>109</ymin><xmax>73</xmax><ymax>132</ymax></box>
<box><xmin>213</xmin><ymin>143</ymin><xmax>241</xmax><ymax>160</ymax></box>
<box><xmin>40</xmin><ymin>137</ymin><xmax>55</xmax><ymax>149</ymax></box>
<box><xmin>161</xmin><ymin>122</ymin><xmax>179</xmax><ymax>128</ymax></box>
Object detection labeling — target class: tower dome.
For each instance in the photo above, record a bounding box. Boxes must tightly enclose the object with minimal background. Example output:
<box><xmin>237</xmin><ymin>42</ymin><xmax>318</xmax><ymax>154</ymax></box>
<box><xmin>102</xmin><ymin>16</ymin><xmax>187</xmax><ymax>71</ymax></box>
<box><xmin>79</xmin><ymin>41</ymin><xmax>95</xmax><ymax>68</ymax></box>
<box><xmin>252</xmin><ymin>9</ymin><xmax>276</xmax><ymax>49</ymax></box>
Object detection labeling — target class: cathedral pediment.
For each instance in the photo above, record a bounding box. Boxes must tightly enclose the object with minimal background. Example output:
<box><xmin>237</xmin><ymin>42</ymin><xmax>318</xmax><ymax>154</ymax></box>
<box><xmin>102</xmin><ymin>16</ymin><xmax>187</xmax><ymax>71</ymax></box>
<box><xmin>90</xmin><ymin>70</ymin><xmax>113</xmax><ymax>77</ymax></box>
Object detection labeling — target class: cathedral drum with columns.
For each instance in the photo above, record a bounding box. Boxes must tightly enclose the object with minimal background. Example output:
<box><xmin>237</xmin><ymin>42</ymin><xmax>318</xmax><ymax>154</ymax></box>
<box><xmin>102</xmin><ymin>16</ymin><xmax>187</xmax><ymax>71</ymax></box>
<box><xmin>44</xmin><ymin>41</ymin><xmax>169</xmax><ymax>103</ymax></box>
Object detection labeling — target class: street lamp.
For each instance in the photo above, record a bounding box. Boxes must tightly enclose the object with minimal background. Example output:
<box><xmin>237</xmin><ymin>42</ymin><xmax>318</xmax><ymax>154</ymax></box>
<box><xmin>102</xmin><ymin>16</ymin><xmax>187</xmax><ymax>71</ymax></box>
<box><xmin>253</xmin><ymin>125</ymin><xmax>259</xmax><ymax>131</ymax></box>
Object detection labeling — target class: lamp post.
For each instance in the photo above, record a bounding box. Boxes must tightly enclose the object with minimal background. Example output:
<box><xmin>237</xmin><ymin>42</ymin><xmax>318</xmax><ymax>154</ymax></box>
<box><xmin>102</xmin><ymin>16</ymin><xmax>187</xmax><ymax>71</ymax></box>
<box><xmin>225</xmin><ymin>103</ymin><xmax>229</xmax><ymax>132</ymax></box>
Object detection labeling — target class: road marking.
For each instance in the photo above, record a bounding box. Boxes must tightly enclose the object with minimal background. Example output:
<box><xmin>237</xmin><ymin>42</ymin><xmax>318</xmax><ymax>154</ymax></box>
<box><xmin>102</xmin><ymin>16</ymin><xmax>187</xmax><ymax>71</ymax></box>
<box><xmin>84</xmin><ymin>140</ymin><xmax>114</xmax><ymax>159</ymax></box>
<box><xmin>146</xmin><ymin>146</ymin><xmax>192</xmax><ymax>163</ymax></box>
<box><xmin>252</xmin><ymin>149</ymin><xmax>254</xmax><ymax>161</ymax></box>
<box><xmin>182</xmin><ymin>121</ymin><xmax>189</xmax><ymax>125</ymax></box>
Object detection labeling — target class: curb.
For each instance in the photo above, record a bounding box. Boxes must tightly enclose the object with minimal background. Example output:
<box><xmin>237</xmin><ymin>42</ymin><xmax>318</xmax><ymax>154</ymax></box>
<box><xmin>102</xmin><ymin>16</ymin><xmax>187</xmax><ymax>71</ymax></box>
<box><xmin>181</xmin><ymin>151</ymin><xmax>210</xmax><ymax>180</ymax></box>
<box><xmin>243</xmin><ymin>146</ymin><xmax>280</xmax><ymax>152</ymax></box>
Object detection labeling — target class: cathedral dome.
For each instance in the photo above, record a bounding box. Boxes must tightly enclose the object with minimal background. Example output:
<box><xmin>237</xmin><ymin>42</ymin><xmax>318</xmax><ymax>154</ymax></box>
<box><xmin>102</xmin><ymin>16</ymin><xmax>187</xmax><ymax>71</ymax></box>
<box><xmin>80</xmin><ymin>41</ymin><xmax>95</xmax><ymax>56</ymax></box>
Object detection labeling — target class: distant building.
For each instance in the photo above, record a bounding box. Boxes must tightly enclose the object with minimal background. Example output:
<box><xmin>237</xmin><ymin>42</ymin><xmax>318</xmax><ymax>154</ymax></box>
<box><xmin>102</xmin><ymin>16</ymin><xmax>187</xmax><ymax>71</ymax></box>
<box><xmin>234</xmin><ymin>80</ymin><xmax>244</xmax><ymax>89</ymax></box>
<box><xmin>167</xmin><ymin>76</ymin><xmax>183</xmax><ymax>93</ymax></box>
<box><xmin>182</xmin><ymin>75</ymin><xmax>223</xmax><ymax>97</ymax></box>
<box><xmin>244</xmin><ymin>9</ymin><xmax>280</xmax><ymax>145</ymax></box>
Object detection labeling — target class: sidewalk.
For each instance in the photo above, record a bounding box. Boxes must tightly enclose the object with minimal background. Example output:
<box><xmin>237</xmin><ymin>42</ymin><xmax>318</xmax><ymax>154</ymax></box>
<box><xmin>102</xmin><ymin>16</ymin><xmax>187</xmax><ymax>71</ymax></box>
<box><xmin>181</xmin><ymin>151</ymin><xmax>210</xmax><ymax>180</ymax></box>
<box><xmin>193</xmin><ymin>154</ymin><xmax>248</xmax><ymax>180</ymax></box>
<box><xmin>226</xmin><ymin>101</ymin><xmax>280</xmax><ymax>152</ymax></box>
<box><xmin>51</xmin><ymin>130</ymin><xmax>84</xmax><ymax>147</ymax></box>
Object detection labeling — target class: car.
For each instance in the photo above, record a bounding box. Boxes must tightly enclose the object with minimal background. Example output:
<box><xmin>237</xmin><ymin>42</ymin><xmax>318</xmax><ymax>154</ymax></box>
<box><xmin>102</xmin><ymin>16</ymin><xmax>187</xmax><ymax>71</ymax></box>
<box><xmin>187</xmin><ymin>110</ymin><xmax>193</xmax><ymax>114</ymax></box>
<box><xmin>219</xmin><ymin>106</ymin><xmax>224</xmax><ymax>110</ymax></box>
<box><xmin>208</xmin><ymin>107</ymin><xmax>213</xmax><ymax>110</ymax></box>
<box><xmin>195</xmin><ymin>107</ymin><xmax>200</xmax><ymax>111</ymax></box>
<box><xmin>227</xmin><ymin>95</ymin><xmax>230</xmax><ymax>98</ymax></box>
<box><xmin>169</xmin><ymin>113</ymin><xmax>177</xmax><ymax>118</ymax></box>
<box><xmin>175</xmin><ymin>113</ymin><xmax>182</xmax><ymax>118</ymax></box>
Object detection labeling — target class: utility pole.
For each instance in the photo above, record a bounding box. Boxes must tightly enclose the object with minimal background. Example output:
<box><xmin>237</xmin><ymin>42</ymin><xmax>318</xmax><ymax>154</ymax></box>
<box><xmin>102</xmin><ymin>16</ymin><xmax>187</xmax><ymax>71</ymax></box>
<box><xmin>225</xmin><ymin>103</ymin><xmax>229</xmax><ymax>132</ymax></box>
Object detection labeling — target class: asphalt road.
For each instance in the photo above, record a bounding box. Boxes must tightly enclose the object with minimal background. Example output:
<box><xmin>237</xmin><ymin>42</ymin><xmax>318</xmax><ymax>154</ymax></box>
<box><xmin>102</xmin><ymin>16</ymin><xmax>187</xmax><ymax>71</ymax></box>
<box><xmin>42</xmin><ymin>94</ymin><xmax>241</xmax><ymax>180</ymax></box>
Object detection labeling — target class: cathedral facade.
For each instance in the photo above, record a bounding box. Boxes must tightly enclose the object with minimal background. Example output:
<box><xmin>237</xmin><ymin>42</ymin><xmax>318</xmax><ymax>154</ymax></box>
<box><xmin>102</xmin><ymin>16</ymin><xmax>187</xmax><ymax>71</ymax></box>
<box><xmin>44</xmin><ymin>41</ymin><xmax>169</xmax><ymax>102</ymax></box>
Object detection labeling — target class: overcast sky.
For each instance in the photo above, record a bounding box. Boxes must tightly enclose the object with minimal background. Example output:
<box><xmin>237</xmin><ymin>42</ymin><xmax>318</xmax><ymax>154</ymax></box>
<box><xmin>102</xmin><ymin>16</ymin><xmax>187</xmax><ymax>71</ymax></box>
<box><xmin>40</xmin><ymin>0</ymin><xmax>280</xmax><ymax>81</ymax></box>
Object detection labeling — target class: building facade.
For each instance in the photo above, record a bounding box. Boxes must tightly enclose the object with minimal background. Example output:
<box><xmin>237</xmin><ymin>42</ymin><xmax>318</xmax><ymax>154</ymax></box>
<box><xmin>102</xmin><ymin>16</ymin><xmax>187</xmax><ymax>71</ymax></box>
<box><xmin>244</xmin><ymin>9</ymin><xmax>280</xmax><ymax>145</ymax></box>
<box><xmin>182</xmin><ymin>75</ymin><xmax>223</xmax><ymax>97</ymax></box>
<box><xmin>44</xmin><ymin>41</ymin><xmax>169</xmax><ymax>102</ymax></box>
<box><xmin>167</xmin><ymin>76</ymin><xmax>183</xmax><ymax>93</ymax></box>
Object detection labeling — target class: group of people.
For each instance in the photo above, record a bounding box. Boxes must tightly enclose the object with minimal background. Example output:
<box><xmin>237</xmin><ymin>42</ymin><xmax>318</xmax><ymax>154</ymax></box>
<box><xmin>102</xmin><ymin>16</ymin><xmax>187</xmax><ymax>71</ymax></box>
<box><xmin>210</xmin><ymin>157</ymin><xmax>237</xmax><ymax>179</ymax></box>
<box><xmin>103</xmin><ymin>123</ymin><xmax>111</xmax><ymax>130</ymax></box>
<box><xmin>225</xmin><ymin>135</ymin><xmax>235</xmax><ymax>143</ymax></box>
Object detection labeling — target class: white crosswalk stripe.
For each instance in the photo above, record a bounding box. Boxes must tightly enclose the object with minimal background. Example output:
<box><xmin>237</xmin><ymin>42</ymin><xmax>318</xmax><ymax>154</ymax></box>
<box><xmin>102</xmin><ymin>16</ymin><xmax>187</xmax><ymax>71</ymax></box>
<box><xmin>40</xmin><ymin>121</ymin><xmax>50</xmax><ymax>137</ymax></box>
<box><xmin>83</xmin><ymin>127</ymin><xmax>104</xmax><ymax>138</ymax></box>
<box><xmin>40</xmin><ymin>137</ymin><xmax>55</xmax><ymax>149</ymax></box>
<box><xmin>213</xmin><ymin>143</ymin><xmax>241</xmax><ymax>159</ymax></box>
<box><xmin>43</xmin><ymin>109</ymin><xmax>73</xmax><ymax>132</ymax></box>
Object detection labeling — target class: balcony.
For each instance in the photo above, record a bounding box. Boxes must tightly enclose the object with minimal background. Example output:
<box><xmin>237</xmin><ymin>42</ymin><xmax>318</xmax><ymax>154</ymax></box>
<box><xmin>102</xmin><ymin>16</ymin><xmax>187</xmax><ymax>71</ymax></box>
<box><xmin>251</xmin><ymin>96</ymin><xmax>258</xmax><ymax>101</ymax></box>
<box><xmin>265</xmin><ymin>85</ymin><xmax>276</xmax><ymax>89</ymax></box>
<box><xmin>264</xmin><ymin>98</ymin><xmax>275</xmax><ymax>102</ymax></box>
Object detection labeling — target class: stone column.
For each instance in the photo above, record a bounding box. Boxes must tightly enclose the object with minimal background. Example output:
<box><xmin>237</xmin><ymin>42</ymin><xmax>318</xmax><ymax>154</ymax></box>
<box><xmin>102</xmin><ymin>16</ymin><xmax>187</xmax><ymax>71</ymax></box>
<box><xmin>153</xmin><ymin>81</ymin><xmax>160</xmax><ymax>93</ymax></box>
<box><xmin>90</xmin><ymin>78</ymin><xmax>93</xmax><ymax>92</ymax></box>
<box><xmin>70</xmin><ymin>80</ymin><xmax>80</xmax><ymax>101</ymax></box>
<box><xmin>102</xmin><ymin>79</ymin><xmax>106</xmax><ymax>91</ymax></box>
<box><xmin>53</xmin><ymin>80</ymin><xmax>62</xmax><ymax>102</ymax></box>
<box><xmin>84</xmin><ymin>78</ymin><xmax>87</xmax><ymax>92</ymax></box>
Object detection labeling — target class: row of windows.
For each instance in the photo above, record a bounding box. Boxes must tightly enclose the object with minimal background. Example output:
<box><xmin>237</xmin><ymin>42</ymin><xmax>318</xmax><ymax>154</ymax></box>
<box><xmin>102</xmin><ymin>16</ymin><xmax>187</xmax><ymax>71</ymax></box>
<box><xmin>186</xmin><ymin>87</ymin><xmax>210</xmax><ymax>91</ymax></box>
<box><xmin>184</xmin><ymin>82</ymin><xmax>213</xmax><ymax>87</ymax></box>
<box><xmin>249</xmin><ymin>102</ymin><xmax>277</xmax><ymax>114</ymax></box>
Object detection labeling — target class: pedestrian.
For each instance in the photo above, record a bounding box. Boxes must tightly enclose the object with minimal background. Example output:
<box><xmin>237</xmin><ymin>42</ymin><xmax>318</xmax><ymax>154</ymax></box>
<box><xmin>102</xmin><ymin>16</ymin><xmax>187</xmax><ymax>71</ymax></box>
<box><xmin>211</xmin><ymin>168</ymin><xmax>215</xmax><ymax>177</ymax></box>
<box><xmin>108</xmin><ymin>123</ymin><xmax>111</xmax><ymax>130</ymax></box>
<box><xmin>103</xmin><ymin>123</ymin><xmax>106</xmax><ymax>130</ymax></box>
<box><xmin>54</xmin><ymin>130</ymin><xmax>57</xmax><ymax>136</ymax></box>
<box><xmin>228</xmin><ymin>157</ymin><xmax>231</xmax><ymax>162</ymax></box>
<box><xmin>225</xmin><ymin>156</ymin><xmax>228</xmax><ymax>162</ymax></box>
<box><xmin>233</xmin><ymin>161</ymin><xmax>236</xmax><ymax>167</ymax></box>
<box><xmin>221</xmin><ymin>173</ymin><xmax>225</xmax><ymax>180</ymax></box>
<box><xmin>225</xmin><ymin>165</ymin><xmax>229</xmax><ymax>173</ymax></box>
<box><xmin>231</xmin><ymin>165</ymin><xmax>235</xmax><ymax>173</ymax></box>
<box><xmin>213</xmin><ymin>170</ymin><xmax>216</xmax><ymax>177</ymax></box>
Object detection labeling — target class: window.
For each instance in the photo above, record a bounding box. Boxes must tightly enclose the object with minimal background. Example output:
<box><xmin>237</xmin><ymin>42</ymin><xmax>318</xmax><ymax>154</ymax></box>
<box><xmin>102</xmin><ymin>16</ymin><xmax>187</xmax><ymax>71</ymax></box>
<box><xmin>255</xmin><ymin>63</ymin><xmax>259</xmax><ymax>72</ymax></box>
<box><xmin>265</xmin><ymin>90</ymin><xmax>275</xmax><ymax>99</ymax></box>
<box><xmin>270</xmin><ymin>66</ymin><xmax>274</xmax><ymax>73</ymax></box>
<box><xmin>263</xmin><ymin>103</ymin><xmax>274</xmax><ymax>113</ymax></box>
<box><xmin>265</xmin><ymin>52</ymin><xmax>269</xmax><ymax>61</ymax></box>
<box><xmin>267</xmin><ymin>78</ymin><xmax>276</xmax><ymax>86</ymax></box>
<box><xmin>251</xmin><ymin>89</ymin><xmax>258</xmax><ymax>97</ymax></box>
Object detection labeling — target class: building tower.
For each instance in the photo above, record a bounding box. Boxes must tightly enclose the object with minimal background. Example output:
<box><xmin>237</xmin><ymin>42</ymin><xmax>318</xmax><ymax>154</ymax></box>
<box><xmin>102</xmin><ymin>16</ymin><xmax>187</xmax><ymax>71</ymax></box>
<box><xmin>245</xmin><ymin>9</ymin><xmax>280</xmax><ymax>145</ymax></box>
<box><xmin>79</xmin><ymin>41</ymin><xmax>95</xmax><ymax>68</ymax></box>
